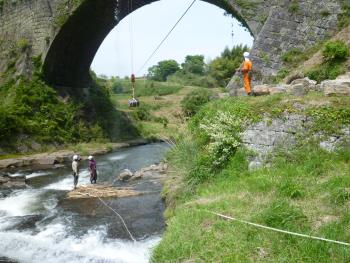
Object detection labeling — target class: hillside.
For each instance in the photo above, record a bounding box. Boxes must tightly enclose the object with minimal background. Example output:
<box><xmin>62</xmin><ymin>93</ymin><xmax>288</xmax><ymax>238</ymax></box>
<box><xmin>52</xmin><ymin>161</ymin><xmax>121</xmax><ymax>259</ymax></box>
<box><xmin>152</xmin><ymin>92</ymin><xmax>350</xmax><ymax>262</ymax></box>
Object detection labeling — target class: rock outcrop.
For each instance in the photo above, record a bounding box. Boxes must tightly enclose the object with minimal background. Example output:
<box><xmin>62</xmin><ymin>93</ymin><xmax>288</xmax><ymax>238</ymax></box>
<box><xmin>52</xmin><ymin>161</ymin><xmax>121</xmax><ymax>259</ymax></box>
<box><xmin>229</xmin><ymin>74</ymin><xmax>350</xmax><ymax>98</ymax></box>
<box><xmin>242</xmin><ymin>113</ymin><xmax>349</xmax><ymax>170</ymax></box>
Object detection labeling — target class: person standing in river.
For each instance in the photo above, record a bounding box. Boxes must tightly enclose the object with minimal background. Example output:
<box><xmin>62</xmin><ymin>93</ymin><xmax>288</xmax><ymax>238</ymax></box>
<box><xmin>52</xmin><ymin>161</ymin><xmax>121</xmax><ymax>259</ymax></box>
<box><xmin>88</xmin><ymin>155</ymin><xmax>97</xmax><ymax>184</ymax></box>
<box><xmin>72</xmin><ymin>155</ymin><xmax>80</xmax><ymax>189</ymax></box>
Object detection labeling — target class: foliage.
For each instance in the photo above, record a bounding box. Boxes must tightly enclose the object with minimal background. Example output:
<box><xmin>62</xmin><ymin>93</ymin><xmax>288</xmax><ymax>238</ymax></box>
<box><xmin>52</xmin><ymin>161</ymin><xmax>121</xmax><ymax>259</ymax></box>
<box><xmin>306</xmin><ymin>41</ymin><xmax>349</xmax><ymax>83</ymax></box>
<box><xmin>306</xmin><ymin>62</ymin><xmax>345</xmax><ymax>83</ymax></box>
<box><xmin>322</xmin><ymin>40</ymin><xmax>349</xmax><ymax>62</ymax></box>
<box><xmin>111</xmin><ymin>81</ymin><xmax>124</xmax><ymax>94</ymax></box>
<box><xmin>181</xmin><ymin>55</ymin><xmax>206</xmax><ymax>75</ymax></box>
<box><xmin>307</xmin><ymin>106</ymin><xmax>350</xmax><ymax>134</ymax></box>
<box><xmin>337</xmin><ymin>1</ymin><xmax>350</xmax><ymax>29</ymax></box>
<box><xmin>208</xmin><ymin>45</ymin><xmax>249</xmax><ymax>86</ymax></box>
<box><xmin>132</xmin><ymin>106</ymin><xmax>152</xmax><ymax>121</ymax></box>
<box><xmin>147</xmin><ymin>60</ymin><xmax>180</xmax><ymax>81</ymax></box>
<box><xmin>288</xmin><ymin>0</ymin><xmax>300</xmax><ymax>14</ymax></box>
<box><xmin>54</xmin><ymin>0</ymin><xmax>84</xmax><ymax>27</ymax></box>
<box><xmin>167</xmin><ymin>71</ymin><xmax>217</xmax><ymax>88</ymax></box>
<box><xmin>180</xmin><ymin>88</ymin><xmax>212</xmax><ymax>117</ymax></box>
<box><xmin>199</xmin><ymin>111</ymin><xmax>245</xmax><ymax>168</ymax></box>
<box><xmin>281</xmin><ymin>48</ymin><xmax>308</xmax><ymax>66</ymax></box>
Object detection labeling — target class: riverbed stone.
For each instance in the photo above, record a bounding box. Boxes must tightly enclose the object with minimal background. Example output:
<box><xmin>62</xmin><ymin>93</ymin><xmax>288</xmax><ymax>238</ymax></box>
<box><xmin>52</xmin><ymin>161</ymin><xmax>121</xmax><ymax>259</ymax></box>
<box><xmin>118</xmin><ymin>169</ymin><xmax>133</xmax><ymax>181</ymax></box>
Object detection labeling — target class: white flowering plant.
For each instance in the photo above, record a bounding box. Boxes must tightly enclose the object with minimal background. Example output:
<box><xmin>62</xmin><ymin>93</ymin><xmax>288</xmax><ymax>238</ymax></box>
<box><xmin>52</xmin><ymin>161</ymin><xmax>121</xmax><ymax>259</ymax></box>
<box><xmin>199</xmin><ymin>111</ymin><xmax>246</xmax><ymax>168</ymax></box>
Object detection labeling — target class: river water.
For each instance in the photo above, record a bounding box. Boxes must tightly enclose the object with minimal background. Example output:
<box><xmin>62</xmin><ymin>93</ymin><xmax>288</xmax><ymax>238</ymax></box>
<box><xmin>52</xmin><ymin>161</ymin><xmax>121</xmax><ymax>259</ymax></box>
<box><xmin>0</xmin><ymin>143</ymin><xmax>170</xmax><ymax>263</ymax></box>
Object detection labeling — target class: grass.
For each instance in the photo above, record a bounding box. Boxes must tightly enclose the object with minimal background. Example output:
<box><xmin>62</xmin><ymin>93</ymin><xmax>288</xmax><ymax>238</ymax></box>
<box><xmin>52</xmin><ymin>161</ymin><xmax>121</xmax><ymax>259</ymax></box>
<box><xmin>152</xmin><ymin>94</ymin><xmax>350</xmax><ymax>262</ymax></box>
<box><xmin>153</xmin><ymin>143</ymin><xmax>350</xmax><ymax>262</ymax></box>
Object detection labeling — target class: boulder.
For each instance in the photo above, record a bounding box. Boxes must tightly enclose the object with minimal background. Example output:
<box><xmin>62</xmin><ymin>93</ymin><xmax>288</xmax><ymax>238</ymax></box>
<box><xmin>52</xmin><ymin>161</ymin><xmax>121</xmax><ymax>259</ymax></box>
<box><xmin>321</xmin><ymin>80</ymin><xmax>350</xmax><ymax>96</ymax></box>
<box><xmin>290</xmin><ymin>77</ymin><xmax>317</xmax><ymax>91</ymax></box>
<box><xmin>286</xmin><ymin>83</ymin><xmax>309</xmax><ymax>96</ymax></box>
<box><xmin>118</xmin><ymin>169</ymin><xmax>133</xmax><ymax>181</ymax></box>
<box><xmin>130</xmin><ymin>170</ymin><xmax>143</xmax><ymax>181</ymax></box>
<box><xmin>236</xmin><ymin>88</ymin><xmax>248</xmax><ymax>97</ymax></box>
<box><xmin>286</xmin><ymin>72</ymin><xmax>305</xmax><ymax>84</ymax></box>
<box><xmin>269</xmin><ymin>85</ymin><xmax>287</xmax><ymax>95</ymax></box>
<box><xmin>253</xmin><ymin>85</ymin><xmax>270</xmax><ymax>96</ymax></box>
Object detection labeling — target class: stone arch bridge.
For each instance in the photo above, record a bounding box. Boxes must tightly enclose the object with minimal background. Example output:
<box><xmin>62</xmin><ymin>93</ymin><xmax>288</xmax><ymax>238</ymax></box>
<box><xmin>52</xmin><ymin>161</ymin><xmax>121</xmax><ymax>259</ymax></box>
<box><xmin>0</xmin><ymin>0</ymin><xmax>343</xmax><ymax>88</ymax></box>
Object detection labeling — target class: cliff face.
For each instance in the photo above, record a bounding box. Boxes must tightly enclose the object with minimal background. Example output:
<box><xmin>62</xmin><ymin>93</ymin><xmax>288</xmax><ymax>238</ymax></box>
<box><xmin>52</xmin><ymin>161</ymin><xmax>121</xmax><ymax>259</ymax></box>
<box><xmin>0</xmin><ymin>0</ymin><xmax>344</xmax><ymax>87</ymax></box>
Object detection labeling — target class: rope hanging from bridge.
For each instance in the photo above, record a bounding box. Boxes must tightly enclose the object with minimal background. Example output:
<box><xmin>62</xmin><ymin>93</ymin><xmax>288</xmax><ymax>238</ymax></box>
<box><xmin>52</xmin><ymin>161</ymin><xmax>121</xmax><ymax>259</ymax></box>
<box><xmin>136</xmin><ymin>0</ymin><xmax>198</xmax><ymax>75</ymax></box>
<box><xmin>127</xmin><ymin>0</ymin><xmax>139</xmax><ymax>107</ymax></box>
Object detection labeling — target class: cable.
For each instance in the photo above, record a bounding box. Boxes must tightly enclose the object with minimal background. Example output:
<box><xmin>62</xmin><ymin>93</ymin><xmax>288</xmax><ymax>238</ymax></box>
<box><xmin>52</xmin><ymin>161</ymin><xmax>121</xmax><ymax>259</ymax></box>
<box><xmin>97</xmin><ymin>196</ymin><xmax>137</xmax><ymax>242</ymax></box>
<box><xmin>136</xmin><ymin>0</ymin><xmax>197</xmax><ymax>75</ymax></box>
<box><xmin>128</xmin><ymin>0</ymin><xmax>135</xmax><ymax>74</ymax></box>
<box><xmin>202</xmin><ymin>210</ymin><xmax>350</xmax><ymax>247</ymax></box>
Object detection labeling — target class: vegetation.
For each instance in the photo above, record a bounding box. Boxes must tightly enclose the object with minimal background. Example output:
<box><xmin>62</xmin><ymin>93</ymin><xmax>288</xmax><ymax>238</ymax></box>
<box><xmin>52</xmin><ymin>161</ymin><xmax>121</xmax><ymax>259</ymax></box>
<box><xmin>145</xmin><ymin>45</ymin><xmax>249</xmax><ymax>88</ymax></box>
<box><xmin>288</xmin><ymin>0</ymin><xmax>300</xmax><ymax>14</ymax></box>
<box><xmin>181</xmin><ymin>88</ymin><xmax>213</xmax><ymax>117</ymax></box>
<box><xmin>148</xmin><ymin>60</ymin><xmax>180</xmax><ymax>81</ymax></box>
<box><xmin>208</xmin><ymin>45</ymin><xmax>249</xmax><ymax>86</ymax></box>
<box><xmin>152</xmin><ymin>94</ymin><xmax>350</xmax><ymax>262</ymax></box>
<box><xmin>338</xmin><ymin>0</ymin><xmax>350</xmax><ymax>29</ymax></box>
<box><xmin>54</xmin><ymin>0</ymin><xmax>85</xmax><ymax>27</ymax></box>
<box><xmin>306</xmin><ymin>40</ymin><xmax>349</xmax><ymax>82</ymax></box>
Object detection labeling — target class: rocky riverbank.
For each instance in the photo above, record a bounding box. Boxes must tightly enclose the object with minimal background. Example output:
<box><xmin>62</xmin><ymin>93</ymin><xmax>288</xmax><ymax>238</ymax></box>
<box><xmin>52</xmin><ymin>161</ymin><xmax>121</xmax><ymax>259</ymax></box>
<box><xmin>0</xmin><ymin>139</ymin><xmax>151</xmax><ymax>170</ymax></box>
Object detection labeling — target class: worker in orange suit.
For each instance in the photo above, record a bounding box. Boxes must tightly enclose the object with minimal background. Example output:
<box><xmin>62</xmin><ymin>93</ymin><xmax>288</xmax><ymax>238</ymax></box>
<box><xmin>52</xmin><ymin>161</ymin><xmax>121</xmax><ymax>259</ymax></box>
<box><xmin>241</xmin><ymin>51</ymin><xmax>253</xmax><ymax>96</ymax></box>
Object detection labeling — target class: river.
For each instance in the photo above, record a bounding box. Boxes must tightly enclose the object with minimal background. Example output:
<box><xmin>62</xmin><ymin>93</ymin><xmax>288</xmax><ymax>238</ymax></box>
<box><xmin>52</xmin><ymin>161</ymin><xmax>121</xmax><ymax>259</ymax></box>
<box><xmin>0</xmin><ymin>143</ymin><xmax>170</xmax><ymax>263</ymax></box>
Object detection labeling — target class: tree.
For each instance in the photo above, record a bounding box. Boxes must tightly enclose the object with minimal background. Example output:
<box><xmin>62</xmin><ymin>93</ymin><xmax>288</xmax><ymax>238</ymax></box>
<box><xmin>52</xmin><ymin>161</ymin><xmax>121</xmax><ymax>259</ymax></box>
<box><xmin>182</xmin><ymin>55</ymin><xmax>205</xmax><ymax>75</ymax></box>
<box><xmin>147</xmin><ymin>60</ymin><xmax>180</xmax><ymax>81</ymax></box>
<box><xmin>208</xmin><ymin>45</ymin><xmax>249</xmax><ymax>86</ymax></box>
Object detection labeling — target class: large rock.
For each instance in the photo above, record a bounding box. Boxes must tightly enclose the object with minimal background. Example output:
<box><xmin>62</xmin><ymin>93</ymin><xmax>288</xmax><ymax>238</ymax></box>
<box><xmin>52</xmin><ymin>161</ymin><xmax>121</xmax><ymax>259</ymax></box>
<box><xmin>290</xmin><ymin>77</ymin><xmax>317</xmax><ymax>91</ymax></box>
<box><xmin>118</xmin><ymin>169</ymin><xmax>133</xmax><ymax>181</ymax></box>
<box><xmin>321</xmin><ymin>74</ymin><xmax>350</xmax><ymax>96</ymax></box>
<box><xmin>253</xmin><ymin>85</ymin><xmax>270</xmax><ymax>96</ymax></box>
<box><xmin>269</xmin><ymin>85</ymin><xmax>287</xmax><ymax>95</ymax></box>
<box><xmin>286</xmin><ymin>83</ymin><xmax>309</xmax><ymax>96</ymax></box>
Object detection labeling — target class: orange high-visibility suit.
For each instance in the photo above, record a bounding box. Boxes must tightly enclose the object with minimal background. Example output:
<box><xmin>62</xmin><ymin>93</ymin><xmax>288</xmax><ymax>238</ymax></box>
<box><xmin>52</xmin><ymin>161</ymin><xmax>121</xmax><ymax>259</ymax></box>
<box><xmin>241</xmin><ymin>59</ymin><xmax>253</xmax><ymax>94</ymax></box>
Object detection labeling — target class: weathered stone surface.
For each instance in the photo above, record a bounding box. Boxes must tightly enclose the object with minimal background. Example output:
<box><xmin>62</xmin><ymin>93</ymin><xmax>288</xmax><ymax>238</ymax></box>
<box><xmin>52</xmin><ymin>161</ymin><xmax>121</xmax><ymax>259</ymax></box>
<box><xmin>286</xmin><ymin>83</ymin><xmax>310</xmax><ymax>96</ymax></box>
<box><xmin>269</xmin><ymin>85</ymin><xmax>287</xmax><ymax>95</ymax></box>
<box><xmin>241</xmin><ymin>114</ymin><xmax>308</xmax><ymax>159</ymax></box>
<box><xmin>321</xmin><ymin>74</ymin><xmax>350</xmax><ymax>96</ymax></box>
<box><xmin>0</xmin><ymin>174</ymin><xmax>26</xmax><ymax>189</ymax></box>
<box><xmin>253</xmin><ymin>85</ymin><xmax>270</xmax><ymax>96</ymax></box>
<box><xmin>118</xmin><ymin>169</ymin><xmax>133</xmax><ymax>181</ymax></box>
<box><xmin>242</xmin><ymin>112</ymin><xmax>349</xmax><ymax>159</ymax></box>
<box><xmin>290</xmin><ymin>77</ymin><xmax>317</xmax><ymax>91</ymax></box>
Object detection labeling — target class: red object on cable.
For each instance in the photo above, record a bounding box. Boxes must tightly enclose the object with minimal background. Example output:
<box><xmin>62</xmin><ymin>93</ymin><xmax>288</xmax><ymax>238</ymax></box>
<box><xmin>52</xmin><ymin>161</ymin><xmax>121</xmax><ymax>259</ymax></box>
<box><xmin>131</xmin><ymin>74</ymin><xmax>136</xmax><ymax>83</ymax></box>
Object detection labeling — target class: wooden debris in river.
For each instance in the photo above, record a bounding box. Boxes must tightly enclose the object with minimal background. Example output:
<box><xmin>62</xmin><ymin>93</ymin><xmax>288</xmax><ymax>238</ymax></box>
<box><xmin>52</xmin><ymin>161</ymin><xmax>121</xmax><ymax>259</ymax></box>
<box><xmin>66</xmin><ymin>184</ymin><xmax>143</xmax><ymax>199</ymax></box>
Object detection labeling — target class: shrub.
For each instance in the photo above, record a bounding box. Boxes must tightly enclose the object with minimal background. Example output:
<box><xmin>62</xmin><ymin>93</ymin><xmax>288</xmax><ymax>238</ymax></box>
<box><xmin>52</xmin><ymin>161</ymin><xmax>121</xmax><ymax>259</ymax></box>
<box><xmin>181</xmin><ymin>89</ymin><xmax>212</xmax><ymax>117</ymax></box>
<box><xmin>167</xmin><ymin>71</ymin><xmax>217</xmax><ymax>88</ymax></box>
<box><xmin>132</xmin><ymin>106</ymin><xmax>152</xmax><ymax>121</ymax></box>
<box><xmin>199</xmin><ymin>111</ymin><xmax>245</xmax><ymax>168</ymax></box>
<box><xmin>288</xmin><ymin>0</ymin><xmax>300</xmax><ymax>14</ymax></box>
<box><xmin>135</xmin><ymin>82</ymin><xmax>182</xmax><ymax>97</ymax></box>
<box><xmin>306</xmin><ymin>62</ymin><xmax>345</xmax><ymax>83</ymax></box>
<box><xmin>323</xmin><ymin>40</ymin><xmax>349</xmax><ymax>62</ymax></box>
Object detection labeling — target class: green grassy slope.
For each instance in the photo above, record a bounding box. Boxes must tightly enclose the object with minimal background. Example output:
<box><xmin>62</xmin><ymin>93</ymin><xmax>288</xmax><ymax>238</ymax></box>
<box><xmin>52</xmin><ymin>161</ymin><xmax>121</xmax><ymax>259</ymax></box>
<box><xmin>152</xmin><ymin>94</ymin><xmax>350</xmax><ymax>262</ymax></box>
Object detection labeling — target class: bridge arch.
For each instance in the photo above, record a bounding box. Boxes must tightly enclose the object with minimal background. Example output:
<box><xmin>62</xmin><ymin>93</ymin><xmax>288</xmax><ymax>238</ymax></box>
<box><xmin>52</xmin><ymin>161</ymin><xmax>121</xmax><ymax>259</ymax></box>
<box><xmin>42</xmin><ymin>0</ymin><xmax>261</xmax><ymax>87</ymax></box>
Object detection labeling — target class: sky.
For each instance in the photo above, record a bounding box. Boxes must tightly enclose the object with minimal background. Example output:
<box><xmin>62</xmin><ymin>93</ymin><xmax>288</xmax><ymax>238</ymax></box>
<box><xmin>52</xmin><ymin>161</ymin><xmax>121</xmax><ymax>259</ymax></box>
<box><xmin>90</xmin><ymin>0</ymin><xmax>253</xmax><ymax>78</ymax></box>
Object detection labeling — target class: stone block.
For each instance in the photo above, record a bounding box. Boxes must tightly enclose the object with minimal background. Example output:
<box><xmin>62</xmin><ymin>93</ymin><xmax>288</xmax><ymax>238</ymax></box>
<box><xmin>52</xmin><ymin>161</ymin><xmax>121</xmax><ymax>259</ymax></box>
<box><xmin>253</xmin><ymin>85</ymin><xmax>270</xmax><ymax>96</ymax></box>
